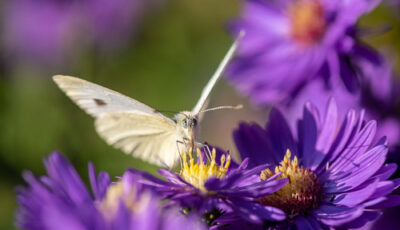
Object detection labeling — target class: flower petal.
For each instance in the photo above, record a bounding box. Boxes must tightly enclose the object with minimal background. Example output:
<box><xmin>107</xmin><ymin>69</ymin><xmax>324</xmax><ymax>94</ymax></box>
<box><xmin>44</xmin><ymin>152</ymin><xmax>92</xmax><ymax>204</ymax></box>
<box><xmin>367</xmin><ymin>179</ymin><xmax>400</xmax><ymax>201</ymax></box>
<box><xmin>329</xmin><ymin>179</ymin><xmax>378</xmax><ymax>206</ymax></box>
<box><xmin>329</xmin><ymin>120</ymin><xmax>377</xmax><ymax>174</ymax></box>
<box><xmin>316</xmin><ymin>99</ymin><xmax>338</xmax><ymax>153</ymax></box>
<box><xmin>372</xmin><ymin>163</ymin><xmax>397</xmax><ymax>181</ymax></box>
<box><xmin>234</xmin><ymin>123</ymin><xmax>275</xmax><ymax>167</ymax></box>
<box><xmin>368</xmin><ymin>195</ymin><xmax>400</xmax><ymax>209</ymax></box>
<box><xmin>297</xmin><ymin>103</ymin><xmax>319</xmax><ymax>169</ymax></box>
<box><xmin>313</xmin><ymin>204</ymin><xmax>363</xmax><ymax>226</ymax></box>
<box><xmin>325</xmin><ymin>144</ymin><xmax>387</xmax><ymax>192</ymax></box>
<box><xmin>295</xmin><ymin>216</ymin><xmax>323</xmax><ymax>230</ymax></box>
<box><xmin>88</xmin><ymin>162</ymin><xmax>111</xmax><ymax>200</ymax></box>
<box><xmin>339</xmin><ymin>211</ymin><xmax>381</xmax><ymax>229</ymax></box>
<box><xmin>228</xmin><ymin>199</ymin><xmax>286</xmax><ymax>224</ymax></box>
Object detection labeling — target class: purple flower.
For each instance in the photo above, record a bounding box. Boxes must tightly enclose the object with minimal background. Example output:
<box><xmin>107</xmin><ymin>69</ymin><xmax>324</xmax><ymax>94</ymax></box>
<box><xmin>282</xmin><ymin>55</ymin><xmax>400</xmax><ymax>149</ymax></box>
<box><xmin>226</xmin><ymin>99</ymin><xmax>400</xmax><ymax>228</ymax></box>
<box><xmin>85</xmin><ymin>0</ymin><xmax>145</xmax><ymax>51</ymax></box>
<box><xmin>2</xmin><ymin>0</ymin><xmax>146</xmax><ymax>68</ymax></box>
<box><xmin>227</xmin><ymin>0</ymin><xmax>380</xmax><ymax>105</ymax></box>
<box><xmin>133</xmin><ymin>147</ymin><xmax>289</xmax><ymax>225</ymax></box>
<box><xmin>16</xmin><ymin>152</ymin><xmax>205</xmax><ymax>230</ymax></box>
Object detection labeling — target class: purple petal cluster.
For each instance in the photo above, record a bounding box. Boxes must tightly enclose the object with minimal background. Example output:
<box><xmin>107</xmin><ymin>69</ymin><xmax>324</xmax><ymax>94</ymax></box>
<box><xmin>133</xmin><ymin>148</ymin><xmax>288</xmax><ymax>224</ymax></box>
<box><xmin>227</xmin><ymin>0</ymin><xmax>380</xmax><ymax>105</ymax></box>
<box><xmin>16</xmin><ymin>152</ymin><xmax>206</xmax><ymax>230</ymax></box>
<box><xmin>228</xmin><ymin>99</ymin><xmax>400</xmax><ymax>228</ymax></box>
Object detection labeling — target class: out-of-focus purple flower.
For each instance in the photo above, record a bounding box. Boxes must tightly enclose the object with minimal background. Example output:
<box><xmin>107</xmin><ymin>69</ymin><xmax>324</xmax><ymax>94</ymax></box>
<box><xmin>225</xmin><ymin>99</ymin><xmax>400</xmax><ymax>229</ymax></box>
<box><xmin>85</xmin><ymin>0</ymin><xmax>143</xmax><ymax>51</ymax></box>
<box><xmin>133</xmin><ymin>147</ymin><xmax>288</xmax><ymax>225</ymax></box>
<box><xmin>2</xmin><ymin>0</ymin><xmax>147</xmax><ymax>68</ymax></box>
<box><xmin>3</xmin><ymin>0</ymin><xmax>85</xmax><ymax>68</ymax></box>
<box><xmin>16</xmin><ymin>152</ymin><xmax>206</xmax><ymax>230</ymax></box>
<box><xmin>227</xmin><ymin>0</ymin><xmax>380</xmax><ymax>105</ymax></box>
<box><xmin>282</xmin><ymin>55</ymin><xmax>400</xmax><ymax>149</ymax></box>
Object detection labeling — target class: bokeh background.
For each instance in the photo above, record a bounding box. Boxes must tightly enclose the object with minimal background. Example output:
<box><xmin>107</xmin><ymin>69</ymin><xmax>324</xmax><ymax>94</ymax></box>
<box><xmin>0</xmin><ymin>0</ymin><xmax>399</xmax><ymax>229</ymax></box>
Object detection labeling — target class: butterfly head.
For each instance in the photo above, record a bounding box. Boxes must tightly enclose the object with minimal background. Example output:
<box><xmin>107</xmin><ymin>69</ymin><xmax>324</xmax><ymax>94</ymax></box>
<box><xmin>174</xmin><ymin>111</ymin><xmax>198</xmax><ymax>141</ymax></box>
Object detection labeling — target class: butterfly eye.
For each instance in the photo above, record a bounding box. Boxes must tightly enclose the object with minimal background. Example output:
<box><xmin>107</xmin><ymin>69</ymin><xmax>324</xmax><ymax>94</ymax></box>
<box><xmin>181</xmin><ymin>119</ymin><xmax>188</xmax><ymax>129</ymax></box>
<box><xmin>192</xmin><ymin>119</ymin><xmax>197</xmax><ymax>127</ymax></box>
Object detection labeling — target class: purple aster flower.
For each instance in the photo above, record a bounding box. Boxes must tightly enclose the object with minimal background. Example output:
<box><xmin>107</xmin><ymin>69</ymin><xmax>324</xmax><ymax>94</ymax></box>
<box><xmin>227</xmin><ymin>0</ymin><xmax>380</xmax><ymax>105</ymax></box>
<box><xmin>225</xmin><ymin>99</ymin><xmax>400</xmax><ymax>228</ymax></box>
<box><xmin>2</xmin><ymin>0</ymin><xmax>148</xmax><ymax>69</ymax></box>
<box><xmin>16</xmin><ymin>152</ymin><xmax>206</xmax><ymax>230</ymax></box>
<box><xmin>132</xmin><ymin>147</ymin><xmax>289</xmax><ymax>225</ymax></box>
<box><xmin>282</xmin><ymin>54</ymin><xmax>400</xmax><ymax>149</ymax></box>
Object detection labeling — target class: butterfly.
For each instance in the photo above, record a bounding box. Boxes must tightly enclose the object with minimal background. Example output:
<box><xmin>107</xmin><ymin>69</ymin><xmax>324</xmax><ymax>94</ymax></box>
<box><xmin>53</xmin><ymin>32</ymin><xmax>244</xmax><ymax>168</ymax></box>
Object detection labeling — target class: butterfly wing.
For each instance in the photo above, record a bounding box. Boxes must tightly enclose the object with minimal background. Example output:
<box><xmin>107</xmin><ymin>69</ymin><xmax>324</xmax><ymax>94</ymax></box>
<box><xmin>95</xmin><ymin>112</ymin><xmax>180</xmax><ymax>167</ymax></box>
<box><xmin>53</xmin><ymin>75</ymin><xmax>166</xmax><ymax>118</ymax></box>
<box><xmin>191</xmin><ymin>31</ymin><xmax>244</xmax><ymax>116</ymax></box>
<box><xmin>53</xmin><ymin>75</ymin><xmax>180</xmax><ymax>167</ymax></box>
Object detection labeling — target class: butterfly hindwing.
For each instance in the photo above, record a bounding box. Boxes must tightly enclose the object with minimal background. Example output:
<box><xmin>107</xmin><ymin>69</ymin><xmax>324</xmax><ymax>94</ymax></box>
<box><xmin>95</xmin><ymin>112</ymin><xmax>179</xmax><ymax>167</ymax></box>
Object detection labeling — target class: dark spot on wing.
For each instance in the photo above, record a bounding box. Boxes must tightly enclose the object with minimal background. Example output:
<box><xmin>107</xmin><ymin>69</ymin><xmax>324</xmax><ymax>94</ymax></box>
<box><xmin>94</xmin><ymin>98</ymin><xmax>106</xmax><ymax>106</ymax></box>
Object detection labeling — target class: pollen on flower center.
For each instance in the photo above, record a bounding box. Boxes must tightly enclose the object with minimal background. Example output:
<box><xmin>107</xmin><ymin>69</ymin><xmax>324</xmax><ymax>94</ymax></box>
<box><xmin>259</xmin><ymin>150</ymin><xmax>321</xmax><ymax>218</ymax></box>
<box><xmin>289</xmin><ymin>0</ymin><xmax>326</xmax><ymax>45</ymax></box>
<box><xmin>180</xmin><ymin>148</ymin><xmax>231</xmax><ymax>192</ymax></box>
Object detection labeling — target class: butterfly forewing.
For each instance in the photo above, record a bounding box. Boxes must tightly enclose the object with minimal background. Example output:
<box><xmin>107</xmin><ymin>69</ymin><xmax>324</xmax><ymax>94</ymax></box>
<box><xmin>53</xmin><ymin>75</ymin><xmax>166</xmax><ymax>118</ymax></box>
<box><xmin>191</xmin><ymin>31</ymin><xmax>243</xmax><ymax>116</ymax></box>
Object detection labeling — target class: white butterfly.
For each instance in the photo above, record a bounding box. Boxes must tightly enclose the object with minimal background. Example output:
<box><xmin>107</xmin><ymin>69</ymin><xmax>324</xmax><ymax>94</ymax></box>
<box><xmin>53</xmin><ymin>33</ymin><xmax>243</xmax><ymax>168</ymax></box>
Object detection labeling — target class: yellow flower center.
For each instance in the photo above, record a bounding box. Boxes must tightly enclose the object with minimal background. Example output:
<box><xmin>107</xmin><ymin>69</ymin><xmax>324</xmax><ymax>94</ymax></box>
<box><xmin>180</xmin><ymin>148</ymin><xmax>231</xmax><ymax>192</ymax></box>
<box><xmin>289</xmin><ymin>0</ymin><xmax>326</xmax><ymax>45</ymax></box>
<box><xmin>260</xmin><ymin>150</ymin><xmax>321</xmax><ymax>218</ymax></box>
<box><xmin>98</xmin><ymin>182</ymin><xmax>151</xmax><ymax>220</ymax></box>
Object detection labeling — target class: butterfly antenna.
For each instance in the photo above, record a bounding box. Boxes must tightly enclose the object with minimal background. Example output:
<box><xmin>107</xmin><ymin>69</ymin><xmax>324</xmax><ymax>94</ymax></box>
<box><xmin>192</xmin><ymin>30</ymin><xmax>246</xmax><ymax>115</ymax></box>
<box><xmin>200</xmin><ymin>104</ymin><xmax>243</xmax><ymax>114</ymax></box>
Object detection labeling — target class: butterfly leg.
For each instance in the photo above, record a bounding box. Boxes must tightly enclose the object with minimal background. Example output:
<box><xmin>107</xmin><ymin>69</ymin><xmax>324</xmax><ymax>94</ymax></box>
<box><xmin>176</xmin><ymin>140</ymin><xmax>186</xmax><ymax>165</ymax></box>
<box><xmin>176</xmin><ymin>139</ymin><xmax>184</xmax><ymax>152</ymax></box>
<box><xmin>182</xmin><ymin>137</ymin><xmax>195</xmax><ymax>153</ymax></box>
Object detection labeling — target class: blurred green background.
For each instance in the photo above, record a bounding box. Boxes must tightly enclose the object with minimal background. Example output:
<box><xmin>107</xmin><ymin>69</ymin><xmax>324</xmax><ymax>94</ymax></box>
<box><xmin>0</xmin><ymin>1</ymin><xmax>399</xmax><ymax>229</ymax></box>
